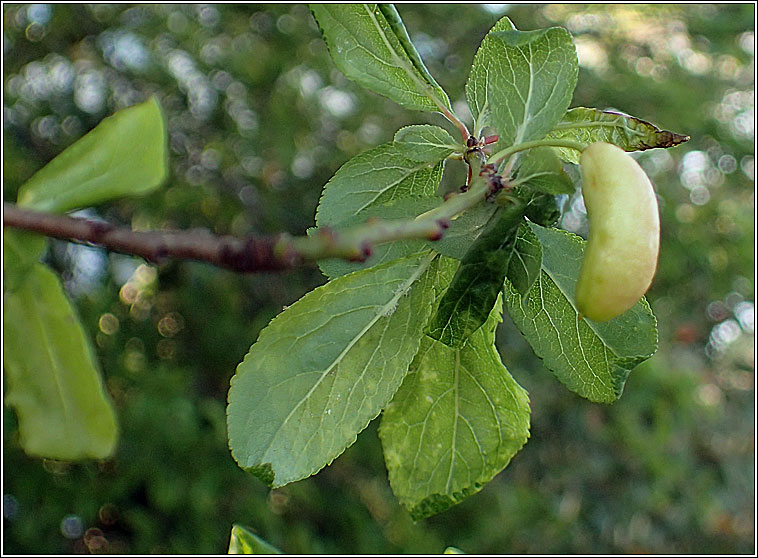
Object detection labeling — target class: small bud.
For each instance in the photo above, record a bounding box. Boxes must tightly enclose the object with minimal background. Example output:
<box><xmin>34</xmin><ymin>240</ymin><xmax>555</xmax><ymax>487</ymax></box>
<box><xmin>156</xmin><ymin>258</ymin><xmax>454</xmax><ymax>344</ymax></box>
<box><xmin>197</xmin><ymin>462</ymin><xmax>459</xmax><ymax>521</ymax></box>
<box><xmin>427</xmin><ymin>229</ymin><xmax>444</xmax><ymax>242</ymax></box>
<box><xmin>479</xmin><ymin>163</ymin><xmax>496</xmax><ymax>176</ymax></box>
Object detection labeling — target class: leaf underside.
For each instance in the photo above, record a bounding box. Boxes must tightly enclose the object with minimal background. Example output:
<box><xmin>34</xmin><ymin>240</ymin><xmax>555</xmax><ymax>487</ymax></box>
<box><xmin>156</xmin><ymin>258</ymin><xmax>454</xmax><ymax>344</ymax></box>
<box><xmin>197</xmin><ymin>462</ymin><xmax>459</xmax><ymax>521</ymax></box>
<box><xmin>427</xmin><ymin>203</ymin><xmax>525</xmax><ymax>348</ymax></box>
<box><xmin>227</xmin><ymin>251</ymin><xmax>442</xmax><ymax>487</ymax></box>
<box><xmin>546</xmin><ymin>107</ymin><xmax>691</xmax><ymax>164</ymax></box>
<box><xmin>503</xmin><ymin>224</ymin><xmax>658</xmax><ymax>403</ymax></box>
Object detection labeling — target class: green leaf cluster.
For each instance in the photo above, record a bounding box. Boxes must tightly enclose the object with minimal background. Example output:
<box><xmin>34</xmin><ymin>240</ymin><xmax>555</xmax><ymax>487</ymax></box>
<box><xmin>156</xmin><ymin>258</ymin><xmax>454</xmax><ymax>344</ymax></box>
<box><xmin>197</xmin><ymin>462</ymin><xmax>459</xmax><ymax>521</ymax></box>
<box><xmin>2</xmin><ymin>4</ymin><xmax>685</xmax><ymax>523</ymax></box>
<box><xmin>228</xmin><ymin>6</ymin><xmax>685</xmax><ymax>520</ymax></box>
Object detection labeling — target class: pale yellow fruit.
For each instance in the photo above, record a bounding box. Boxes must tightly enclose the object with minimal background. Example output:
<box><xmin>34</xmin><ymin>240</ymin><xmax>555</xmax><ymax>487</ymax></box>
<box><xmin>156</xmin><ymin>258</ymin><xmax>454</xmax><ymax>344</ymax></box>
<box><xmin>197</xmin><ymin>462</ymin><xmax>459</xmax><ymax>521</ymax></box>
<box><xmin>575</xmin><ymin>142</ymin><xmax>660</xmax><ymax>321</ymax></box>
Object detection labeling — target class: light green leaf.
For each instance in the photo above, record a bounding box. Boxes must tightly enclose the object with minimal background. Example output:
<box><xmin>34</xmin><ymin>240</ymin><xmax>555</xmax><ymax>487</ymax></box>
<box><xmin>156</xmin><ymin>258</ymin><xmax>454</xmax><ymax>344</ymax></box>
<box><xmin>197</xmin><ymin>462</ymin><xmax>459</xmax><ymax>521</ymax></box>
<box><xmin>16</xmin><ymin>96</ymin><xmax>168</xmax><ymax>213</ymax></box>
<box><xmin>310</xmin><ymin>4</ymin><xmax>451</xmax><ymax>113</ymax></box>
<box><xmin>503</xmin><ymin>224</ymin><xmax>658</xmax><ymax>403</ymax></box>
<box><xmin>514</xmin><ymin>146</ymin><xmax>574</xmax><ymax>195</ymax></box>
<box><xmin>380</xmin><ymin>293</ymin><xmax>530</xmax><ymax>521</ymax></box>
<box><xmin>315</xmin><ymin>141</ymin><xmax>445</xmax><ymax>278</ymax></box>
<box><xmin>3</xmin><ymin>264</ymin><xmax>118</xmax><ymax>460</ymax></box>
<box><xmin>227</xmin><ymin>251</ymin><xmax>441</xmax><ymax>488</ymax></box>
<box><xmin>3</xmin><ymin>228</ymin><xmax>47</xmax><ymax>292</ymax></box>
<box><xmin>315</xmin><ymin>142</ymin><xmax>445</xmax><ymax>228</ymax></box>
<box><xmin>506</xmin><ymin>223</ymin><xmax>542</xmax><ymax>298</ymax></box>
<box><xmin>394</xmin><ymin>125</ymin><xmax>460</xmax><ymax>162</ymax></box>
<box><xmin>546</xmin><ymin>107</ymin><xmax>691</xmax><ymax>164</ymax></box>
<box><xmin>465</xmin><ymin>16</ymin><xmax>516</xmax><ymax>135</ymax></box>
<box><xmin>486</xmin><ymin>27</ymin><xmax>578</xmax><ymax>151</ymax></box>
<box><xmin>228</xmin><ymin>524</ymin><xmax>283</xmax><ymax>554</ymax></box>
<box><xmin>427</xmin><ymin>202</ymin><xmax>525</xmax><ymax>348</ymax></box>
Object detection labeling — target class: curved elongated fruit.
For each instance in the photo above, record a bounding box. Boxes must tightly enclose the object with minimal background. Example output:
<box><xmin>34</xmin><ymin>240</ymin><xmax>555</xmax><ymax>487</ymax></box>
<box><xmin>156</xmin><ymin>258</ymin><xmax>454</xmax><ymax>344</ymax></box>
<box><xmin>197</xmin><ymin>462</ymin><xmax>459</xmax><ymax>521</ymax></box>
<box><xmin>575</xmin><ymin>142</ymin><xmax>660</xmax><ymax>321</ymax></box>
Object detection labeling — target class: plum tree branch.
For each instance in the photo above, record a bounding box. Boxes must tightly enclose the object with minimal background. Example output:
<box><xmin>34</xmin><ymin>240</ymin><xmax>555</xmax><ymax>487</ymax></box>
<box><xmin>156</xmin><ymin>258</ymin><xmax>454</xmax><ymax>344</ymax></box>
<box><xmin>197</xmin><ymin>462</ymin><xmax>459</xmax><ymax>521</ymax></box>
<box><xmin>3</xmin><ymin>167</ymin><xmax>494</xmax><ymax>273</ymax></box>
<box><xmin>3</xmin><ymin>202</ymin><xmax>297</xmax><ymax>272</ymax></box>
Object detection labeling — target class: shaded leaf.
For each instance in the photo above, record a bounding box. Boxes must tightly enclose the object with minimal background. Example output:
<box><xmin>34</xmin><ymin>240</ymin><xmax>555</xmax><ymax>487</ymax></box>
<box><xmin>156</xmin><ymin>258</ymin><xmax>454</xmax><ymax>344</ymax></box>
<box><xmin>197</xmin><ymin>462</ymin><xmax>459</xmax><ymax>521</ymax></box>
<box><xmin>310</xmin><ymin>4</ymin><xmax>451</xmax><ymax>113</ymax></box>
<box><xmin>228</xmin><ymin>524</ymin><xmax>283</xmax><ymax>554</ymax></box>
<box><xmin>521</xmin><ymin>191</ymin><xmax>562</xmax><ymax>227</ymax></box>
<box><xmin>503</xmin><ymin>224</ymin><xmax>658</xmax><ymax>403</ymax></box>
<box><xmin>430</xmin><ymin>202</ymin><xmax>499</xmax><ymax>260</ymax></box>
<box><xmin>16</xmin><ymin>97</ymin><xmax>168</xmax><ymax>213</ymax></box>
<box><xmin>506</xmin><ymin>223</ymin><xmax>542</xmax><ymax>297</ymax></box>
<box><xmin>227</xmin><ymin>251</ymin><xmax>441</xmax><ymax>488</ymax></box>
<box><xmin>427</xmin><ymin>202</ymin><xmax>525</xmax><ymax>347</ymax></box>
<box><xmin>514</xmin><ymin>146</ymin><xmax>574</xmax><ymax>195</ymax></box>
<box><xmin>546</xmin><ymin>107</ymin><xmax>691</xmax><ymax>164</ymax></box>
<box><xmin>380</xmin><ymin>293</ymin><xmax>530</xmax><ymax>520</ymax></box>
<box><xmin>3</xmin><ymin>264</ymin><xmax>118</xmax><ymax>460</ymax></box>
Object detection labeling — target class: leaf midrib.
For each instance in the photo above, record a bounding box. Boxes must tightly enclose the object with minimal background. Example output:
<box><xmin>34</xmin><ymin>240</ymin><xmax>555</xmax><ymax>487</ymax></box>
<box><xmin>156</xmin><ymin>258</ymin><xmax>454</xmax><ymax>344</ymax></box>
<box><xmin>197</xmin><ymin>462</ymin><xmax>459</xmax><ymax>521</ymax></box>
<box><xmin>261</xmin><ymin>251</ymin><xmax>437</xmax><ymax>464</ymax></box>
<box><xmin>27</xmin><ymin>279</ymin><xmax>76</xmax><ymax>443</ymax></box>
<box><xmin>552</xmin><ymin>119</ymin><xmax>647</xmax><ymax>138</ymax></box>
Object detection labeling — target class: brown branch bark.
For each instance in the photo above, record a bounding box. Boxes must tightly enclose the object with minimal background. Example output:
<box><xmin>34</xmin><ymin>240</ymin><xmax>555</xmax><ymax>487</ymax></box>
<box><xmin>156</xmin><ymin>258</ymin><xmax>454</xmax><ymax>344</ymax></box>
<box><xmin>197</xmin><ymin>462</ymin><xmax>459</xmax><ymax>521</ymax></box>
<box><xmin>3</xmin><ymin>166</ymin><xmax>496</xmax><ymax>274</ymax></box>
<box><xmin>3</xmin><ymin>202</ymin><xmax>300</xmax><ymax>272</ymax></box>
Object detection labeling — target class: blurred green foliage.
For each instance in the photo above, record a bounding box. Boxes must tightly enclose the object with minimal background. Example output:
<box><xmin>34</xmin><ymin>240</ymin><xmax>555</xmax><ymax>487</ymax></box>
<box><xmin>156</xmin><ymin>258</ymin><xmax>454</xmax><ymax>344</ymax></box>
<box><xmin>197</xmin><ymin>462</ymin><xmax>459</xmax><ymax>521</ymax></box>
<box><xmin>3</xmin><ymin>3</ymin><xmax>754</xmax><ymax>554</ymax></box>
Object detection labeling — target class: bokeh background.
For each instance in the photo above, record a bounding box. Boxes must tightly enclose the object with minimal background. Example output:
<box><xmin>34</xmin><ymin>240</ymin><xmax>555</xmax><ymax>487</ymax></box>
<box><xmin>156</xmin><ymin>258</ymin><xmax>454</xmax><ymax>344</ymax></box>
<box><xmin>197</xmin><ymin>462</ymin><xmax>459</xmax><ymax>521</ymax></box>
<box><xmin>2</xmin><ymin>3</ymin><xmax>754</xmax><ymax>554</ymax></box>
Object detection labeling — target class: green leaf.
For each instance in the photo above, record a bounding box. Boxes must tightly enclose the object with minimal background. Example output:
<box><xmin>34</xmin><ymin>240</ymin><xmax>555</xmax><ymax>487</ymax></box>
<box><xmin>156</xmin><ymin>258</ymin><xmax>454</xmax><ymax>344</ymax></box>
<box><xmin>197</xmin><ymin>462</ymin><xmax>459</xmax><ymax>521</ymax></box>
<box><xmin>521</xmin><ymin>191</ymin><xmax>562</xmax><ymax>227</ymax></box>
<box><xmin>3</xmin><ymin>264</ymin><xmax>118</xmax><ymax>460</ymax></box>
<box><xmin>394</xmin><ymin>125</ymin><xmax>460</xmax><ymax>162</ymax></box>
<box><xmin>310</xmin><ymin>4</ymin><xmax>451</xmax><ymax>113</ymax></box>
<box><xmin>427</xmin><ymin>202</ymin><xmax>525</xmax><ymax>348</ymax></box>
<box><xmin>227</xmin><ymin>251</ymin><xmax>441</xmax><ymax>488</ymax></box>
<box><xmin>503</xmin><ymin>224</ymin><xmax>658</xmax><ymax>403</ymax></box>
<box><xmin>380</xmin><ymin>293</ymin><xmax>530</xmax><ymax>521</ymax></box>
<box><xmin>430</xmin><ymin>203</ymin><xmax>499</xmax><ymax>260</ymax></box>
<box><xmin>3</xmin><ymin>228</ymin><xmax>47</xmax><ymax>292</ymax></box>
<box><xmin>315</xmin><ymin>141</ymin><xmax>445</xmax><ymax>278</ymax></box>
<box><xmin>228</xmin><ymin>524</ymin><xmax>283</xmax><ymax>554</ymax></box>
<box><xmin>514</xmin><ymin>146</ymin><xmax>574</xmax><ymax>195</ymax></box>
<box><xmin>465</xmin><ymin>16</ymin><xmax>517</xmax><ymax>134</ymax></box>
<box><xmin>546</xmin><ymin>107</ymin><xmax>691</xmax><ymax>164</ymax></box>
<box><xmin>376</xmin><ymin>4</ymin><xmax>450</xmax><ymax>107</ymax></box>
<box><xmin>506</xmin><ymin>223</ymin><xmax>542</xmax><ymax>297</ymax></box>
<box><xmin>486</xmin><ymin>27</ymin><xmax>578</xmax><ymax>150</ymax></box>
<box><xmin>16</xmin><ymin>96</ymin><xmax>168</xmax><ymax>213</ymax></box>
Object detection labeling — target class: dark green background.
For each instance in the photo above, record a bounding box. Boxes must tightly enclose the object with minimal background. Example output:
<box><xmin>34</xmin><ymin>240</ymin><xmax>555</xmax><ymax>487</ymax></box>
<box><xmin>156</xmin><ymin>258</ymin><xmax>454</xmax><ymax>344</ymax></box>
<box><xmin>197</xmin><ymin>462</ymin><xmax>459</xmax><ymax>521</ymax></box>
<box><xmin>3</xmin><ymin>4</ymin><xmax>754</xmax><ymax>554</ymax></box>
